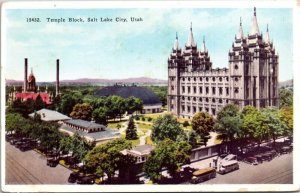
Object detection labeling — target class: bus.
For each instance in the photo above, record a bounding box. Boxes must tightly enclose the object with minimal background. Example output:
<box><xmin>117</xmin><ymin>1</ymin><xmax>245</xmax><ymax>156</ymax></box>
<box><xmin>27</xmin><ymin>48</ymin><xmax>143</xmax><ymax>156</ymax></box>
<box><xmin>218</xmin><ymin>160</ymin><xmax>239</xmax><ymax>174</ymax></box>
<box><xmin>190</xmin><ymin>167</ymin><xmax>216</xmax><ymax>184</ymax></box>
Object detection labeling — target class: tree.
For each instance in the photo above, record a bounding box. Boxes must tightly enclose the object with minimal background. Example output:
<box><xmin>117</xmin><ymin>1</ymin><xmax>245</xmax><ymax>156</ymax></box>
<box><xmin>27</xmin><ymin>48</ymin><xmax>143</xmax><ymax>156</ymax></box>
<box><xmin>126</xmin><ymin>116</ymin><xmax>138</xmax><ymax>140</ymax></box>
<box><xmin>151</xmin><ymin>114</ymin><xmax>184</xmax><ymax>143</ymax></box>
<box><xmin>92</xmin><ymin>107</ymin><xmax>107</xmax><ymax>126</ymax></box>
<box><xmin>279</xmin><ymin>88</ymin><xmax>293</xmax><ymax>108</ymax></box>
<box><xmin>279</xmin><ymin>106</ymin><xmax>293</xmax><ymax>137</ymax></box>
<box><xmin>143</xmin><ymin>139</ymin><xmax>191</xmax><ymax>182</ymax></box>
<box><xmin>187</xmin><ymin>130</ymin><xmax>200</xmax><ymax>148</ymax></box>
<box><xmin>214</xmin><ymin>104</ymin><xmax>242</xmax><ymax>152</ymax></box>
<box><xmin>191</xmin><ymin>112</ymin><xmax>214</xmax><ymax>146</ymax></box>
<box><xmin>261</xmin><ymin>108</ymin><xmax>286</xmax><ymax>147</ymax></box>
<box><xmin>70</xmin><ymin>103</ymin><xmax>93</xmax><ymax>121</ymax></box>
<box><xmin>58</xmin><ymin>92</ymin><xmax>83</xmax><ymax>115</ymax></box>
<box><xmin>34</xmin><ymin>94</ymin><xmax>45</xmax><ymax>111</ymax></box>
<box><xmin>5</xmin><ymin>113</ymin><xmax>26</xmax><ymax>134</ymax></box>
<box><xmin>59</xmin><ymin>136</ymin><xmax>74</xmax><ymax>154</ymax></box>
<box><xmin>84</xmin><ymin>138</ymin><xmax>132</xmax><ymax>182</ymax></box>
<box><xmin>241</xmin><ymin>106</ymin><xmax>260</xmax><ymax>145</ymax></box>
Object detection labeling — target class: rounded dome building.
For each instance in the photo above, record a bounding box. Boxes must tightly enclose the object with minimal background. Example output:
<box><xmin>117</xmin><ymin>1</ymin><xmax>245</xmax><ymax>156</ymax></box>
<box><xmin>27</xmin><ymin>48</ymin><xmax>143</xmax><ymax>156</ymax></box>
<box><xmin>95</xmin><ymin>84</ymin><xmax>162</xmax><ymax>114</ymax></box>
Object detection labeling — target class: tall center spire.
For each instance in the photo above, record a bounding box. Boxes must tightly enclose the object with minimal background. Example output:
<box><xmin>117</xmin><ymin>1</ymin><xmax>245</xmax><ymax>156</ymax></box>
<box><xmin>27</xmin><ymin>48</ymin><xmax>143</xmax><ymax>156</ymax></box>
<box><xmin>201</xmin><ymin>36</ymin><xmax>207</xmax><ymax>52</ymax></box>
<box><xmin>250</xmin><ymin>7</ymin><xmax>260</xmax><ymax>35</ymax></box>
<box><xmin>186</xmin><ymin>22</ymin><xmax>196</xmax><ymax>47</ymax></box>
<box><xmin>264</xmin><ymin>24</ymin><xmax>271</xmax><ymax>44</ymax></box>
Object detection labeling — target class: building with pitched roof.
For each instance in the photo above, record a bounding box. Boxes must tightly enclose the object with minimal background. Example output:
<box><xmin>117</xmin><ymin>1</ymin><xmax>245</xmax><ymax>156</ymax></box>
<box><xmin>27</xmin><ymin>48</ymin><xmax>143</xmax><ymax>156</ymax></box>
<box><xmin>28</xmin><ymin>108</ymin><xmax>71</xmax><ymax>122</ymax></box>
<box><xmin>168</xmin><ymin>8</ymin><xmax>279</xmax><ymax>119</ymax></box>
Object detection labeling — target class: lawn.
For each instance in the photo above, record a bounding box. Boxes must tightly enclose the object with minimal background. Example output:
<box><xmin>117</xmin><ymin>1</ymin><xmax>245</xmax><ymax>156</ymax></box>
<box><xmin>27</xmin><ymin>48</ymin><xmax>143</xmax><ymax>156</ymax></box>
<box><xmin>121</xmin><ymin>134</ymin><xmax>140</xmax><ymax>146</ymax></box>
<box><xmin>107</xmin><ymin>120</ymin><xmax>126</xmax><ymax>129</ymax></box>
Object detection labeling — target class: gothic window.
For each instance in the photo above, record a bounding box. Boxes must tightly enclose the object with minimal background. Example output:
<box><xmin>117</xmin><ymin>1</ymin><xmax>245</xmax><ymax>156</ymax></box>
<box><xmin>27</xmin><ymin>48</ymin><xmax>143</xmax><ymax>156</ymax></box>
<box><xmin>188</xmin><ymin>77</ymin><xmax>191</xmax><ymax>81</ymax></box>
<box><xmin>194</xmin><ymin>77</ymin><xmax>196</xmax><ymax>81</ymax></box>
<box><xmin>199</xmin><ymin>107</ymin><xmax>203</xmax><ymax>112</ymax></box>
<box><xmin>219</xmin><ymin>87</ymin><xmax>223</xmax><ymax>95</ymax></box>
<box><xmin>206</xmin><ymin>98</ymin><xmax>209</xmax><ymax>102</ymax></box>
<box><xmin>226</xmin><ymin>99</ymin><xmax>229</xmax><ymax>103</ymax></box>
<box><xmin>199</xmin><ymin>97</ymin><xmax>202</xmax><ymax>102</ymax></box>
<box><xmin>171</xmin><ymin>77</ymin><xmax>174</xmax><ymax>81</ymax></box>
<box><xmin>187</xmin><ymin>97</ymin><xmax>190</xmax><ymax>101</ymax></box>
<box><xmin>193</xmin><ymin>97</ymin><xmax>196</xmax><ymax>101</ymax></box>
<box><xmin>199</xmin><ymin>87</ymin><xmax>203</xmax><ymax>94</ymax></box>
<box><xmin>182</xmin><ymin>105</ymin><xmax>185</xmax><ymax>112</ymax></box>
<box><xmin>171</xmin><ymin>86</ymin><xmax>174</xmax><ymax>90</ymax></box>
<box><xmin>200</xmin><ymin>77</ymin><xmax>203</xmax><ymax>81</ymax></box>
<box><xmin>187</xmin><ymin>106</ymin><xmax>191</xmax><ymax>113</ymax></box>
<box><xmin>212</xmin><ymin>77</ymin><xmax>215</xmax><ymax>82</ymax></box>
<box><xmin>235</xmin><ymin>77</ymin><xmax>239</xmax><ymax>82</ymax></box>
<box><xmin>193</xmin><ymin>86</ymin><xmax>196</xmax><ymax>94</ymax></box>
<box><xmin>219</xmin><ymin>77</ymin><xmax>222</xmax><ymax>82</ymax></box>
<box><xmin>205</xmin><ymin>108</ymin><xmax>209</xmax><ymax>112</ymax></box>
<box><xmin>182</xmin><ymin>96</ymin><xmax>185</xmax><ymax>100</ymax></box>
<box><xmin>219</xmin><ymin>99</ymin><xmax>222</xmax><ymax>104</ymax></box>
<box><xmin>212</xmin><ymin>87</ymin><xmax>216</xmax><ymax>95</ymax></box>
<box><xmin>226</xmin><ymin>87</ymin><xmax>229</xmax><ymax>95</ymax></box>
<box><xmin>235</xmin><ymin>88</ymin><xmax>239</xmax><ymax>93</ymax></box>
<box><xmin>182</xmin><ymin>86</ymin><xmax>185</xmax><ymax>93</ymax></box>
<box><xmin>226</xmin><ymin>77</ymin><xmax>229</xmax><ymax>81</ymax></box>
<box><xmin>206</xmin><ymin>87</ymin><xmax>209</xmax><ymax>94</ymax></box>
<box><xmin>212</xmin><ymin>98</ymin><xmax>215</xmax><ymax>103</ymax></box>
<box><xmin>182</xmin><ymin>78</ymin><xmax>185</xmax><ymax>81</ymax></box>
<box><xmin>188</xmin><ymin>86</ymin><xmax>191</xmax><ymax>93</ymax></box>
<box><xmin>193</xmin><ymin>106</ymin><xmax>196</xmax><ymax>113</ymax></box>
<box><xmin>234</xmin><ymin>65</ymin><xmax>238</xmax><ymax>70</ymax></box>
<box><xmin>206</xmin><ymin>77</ymin><xmax>209</xmax><ymax>82</ymax></box>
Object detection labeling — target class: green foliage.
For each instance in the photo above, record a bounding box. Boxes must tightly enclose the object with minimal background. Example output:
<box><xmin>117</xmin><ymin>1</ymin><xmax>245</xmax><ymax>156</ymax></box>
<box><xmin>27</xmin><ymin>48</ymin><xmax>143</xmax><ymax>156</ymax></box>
<box><xmin>5</xmin><ymin>113</ymin><xmax>26</xmax><ymax>134</ymax></box>
<box><xmin>126</xmin><ymin>116</ymin><xmax>138</xmax><ymax>140</ymax></box>
<box><xmin>84</xmin><ymin>138</ymin><xmax>132</xmax><ymax>180</ymax></box>
<box><xmin>216</xmin><ymin>104</ymin><xmax>240</xmax><ymax>121</ymax></box>
<box><xmin>70</xmin><ymin>103</ymin><xmax>93</xmax><ymax>121</ymax></box>
<box><xmin>141</xmin><ymin>116</ymin><xmax>145</xmax><ymax>121</ymax></box>
<box><xmin>279</xmin><ymin>88</ymin><xmax>293</xmax><ymax>108</ymax></box>
<box><xmin>151</xmin><ymin>114</ymin><xmax>184</xmax><ymax>143</ymax></box>
<box><xmin>147</xmin><ymin>117</ymin><xmax>153</xmax><ymax>122</ymax></box>
<box><xmin>187</xmin><ymin>130</ymin><xmax>200</xmax><ymax>148</ymax></box>
<box><xmin>143</xmin><ymin>139</ymin><xmax>191</xmax><ymax>182</ymax></box>
<box><xmin>92</xmin><ymin>107</ymin><xmax>107</xmax><ymax>126</ymax></box>
<box><xmin>34</xmin><ymin>95</ymin><xmax>46</xmax><ymax>111</ymax></box>
<box><xmin>58</xmin><ymin>91</ymin><xmax>83</xmax><ymax>115</ymax></box>
<box><xmin>135</xmin><ymin>116</ymin><xmax>140</xmax><ymax>121</ymax></box>
<box><xmin>279</xmin><ymin>106</ymin><xmax>293</xmax><ymax>136</ymax></box>
<box><xmin>191</xmin><ymin>112</ymin><xmax>214</xmax><ymax>146</ymax></box>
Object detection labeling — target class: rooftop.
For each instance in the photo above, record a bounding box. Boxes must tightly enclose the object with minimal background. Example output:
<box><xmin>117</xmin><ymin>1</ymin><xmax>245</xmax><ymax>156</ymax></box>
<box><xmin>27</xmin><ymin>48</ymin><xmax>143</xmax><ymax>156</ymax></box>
<box><xmin>29</xmin><ymin>108</ymin><xmax>71</xmax><ymax>122</ymax></box>
<box><xmin>65</xmin><ymin>119</ymin><xmax>106</xmax><ymax>130</ymax></box>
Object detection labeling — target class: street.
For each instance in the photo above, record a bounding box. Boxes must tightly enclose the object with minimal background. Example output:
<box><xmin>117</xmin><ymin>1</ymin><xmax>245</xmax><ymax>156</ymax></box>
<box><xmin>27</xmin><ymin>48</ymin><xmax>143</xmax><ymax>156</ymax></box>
<box><xmin>5</xmin><ymin>142</ymin><xmax>72</xmax><ymax>184</ymax></box>
<box><xmin>193</xmin><ymin>153</ymin><xmax>293</xmax><ymax>184</ymax></box>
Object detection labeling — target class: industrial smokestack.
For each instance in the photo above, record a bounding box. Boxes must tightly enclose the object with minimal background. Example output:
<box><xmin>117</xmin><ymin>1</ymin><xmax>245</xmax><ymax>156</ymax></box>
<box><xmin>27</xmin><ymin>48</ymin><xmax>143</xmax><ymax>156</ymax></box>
<box><xmin>24</xmin><ymin>58</ymin><xmax>28</xmax><ymax>92</ymax></box>
<box><xmin>56</xmin><ymin>59</ymin><xmax>59</xmax><ymax>96</ymax></box>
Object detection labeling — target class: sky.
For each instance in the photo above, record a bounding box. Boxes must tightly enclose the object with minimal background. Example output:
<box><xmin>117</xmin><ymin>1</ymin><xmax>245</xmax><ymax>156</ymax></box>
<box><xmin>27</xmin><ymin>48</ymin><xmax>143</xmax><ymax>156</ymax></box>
<box><xmin>4</xmin><ymin>8</ymin><xmax>293</xmax><ymax>82</ymax></box>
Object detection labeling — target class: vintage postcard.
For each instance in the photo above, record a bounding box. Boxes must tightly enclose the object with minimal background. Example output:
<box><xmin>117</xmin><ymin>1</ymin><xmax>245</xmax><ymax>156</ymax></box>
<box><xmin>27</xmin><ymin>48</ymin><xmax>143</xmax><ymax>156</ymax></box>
<box><xmin>1</xmin><ymin>1</ymin><xmax>299</xmax><ymax>192</ymax></box>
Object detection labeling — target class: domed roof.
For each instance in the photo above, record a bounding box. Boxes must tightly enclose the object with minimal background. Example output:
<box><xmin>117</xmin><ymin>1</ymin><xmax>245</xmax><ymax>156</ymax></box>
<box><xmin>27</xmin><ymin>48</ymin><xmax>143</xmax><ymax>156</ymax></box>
<box><xmin>95</xmin><ymin>85</ymin><xmax>162</xmax><ymax>105</ymax></box>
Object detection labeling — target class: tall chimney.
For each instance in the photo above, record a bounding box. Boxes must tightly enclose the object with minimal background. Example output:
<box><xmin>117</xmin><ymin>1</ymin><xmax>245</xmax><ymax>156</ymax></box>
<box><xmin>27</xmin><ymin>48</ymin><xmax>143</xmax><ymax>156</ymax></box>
<box><xmin>24</xmin><ymin>58</ymin><xmax>28</xmax><ymax>92</ymax></box>
<box><xmin>56</xmin><ymin>59</ymin><xmax>59</xmax><ymax>96</ymax></box>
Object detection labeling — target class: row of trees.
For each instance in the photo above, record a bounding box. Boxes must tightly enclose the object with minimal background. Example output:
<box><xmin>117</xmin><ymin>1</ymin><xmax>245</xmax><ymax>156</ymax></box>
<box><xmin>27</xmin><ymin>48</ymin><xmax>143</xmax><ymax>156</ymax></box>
<box><xmin>6</xmin><ymin>113</ymin><xmax>94</xmax><ymax>164</ymax></box>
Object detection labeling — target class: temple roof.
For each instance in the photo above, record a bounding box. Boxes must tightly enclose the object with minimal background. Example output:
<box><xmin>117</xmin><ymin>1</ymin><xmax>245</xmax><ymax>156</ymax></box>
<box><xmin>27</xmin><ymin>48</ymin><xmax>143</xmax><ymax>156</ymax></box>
<box><xmin>15</xmin><ymin>92</ymin><xmax>51</xmax><ymax>104</ymax></box>
<box><xmin>29</xmin><ymin>108</ymin><xmax>71</xmax><ymax>122</ymax></box>
<box><xmin>186</xmin><ymin>23</ymin><xmax>196</xmax><ymax>47</ymax></box>
<box><xmin>250</xmin><ymin>7</ymin><xmax>260</xmax><ymax>35</ymax></box>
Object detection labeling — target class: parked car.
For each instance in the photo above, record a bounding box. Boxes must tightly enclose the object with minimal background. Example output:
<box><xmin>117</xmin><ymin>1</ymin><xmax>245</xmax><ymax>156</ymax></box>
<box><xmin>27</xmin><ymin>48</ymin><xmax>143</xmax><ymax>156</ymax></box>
<box><xmin>68</xmin><ymin>172</ymin><xmax>79</xmax><ymax>183</ymax></box>
<box><xmin>77</xmin><ymin>175</ymin><xmax>95</xmax><ymax>184</ymax></box>
<box><xmin>254</xmin><ymin>155</ymin><xmax>263</xmax><ymax>163</ymax></box>
<box><xmin>244</xmin><ymin>157</ymin><xmax>258</xmax><ymax>165</ymax></box>
<box><xmin>261</xmin><ymin>153</ymin><xmax>272</xmax><ymax>161</ymax></box>
<box><xmin>19</xmin><ymin>143</ymin><xmax>32</xmax><ymax>152</ymax></box>
<box><xmin>47</xmin><ymin>157</ymin><xmax>59</xmax><ymax>167</ymax></box>
<box><xmin>280</xmin><ymin>146</ymin><xmax>292</xmax><ymax>154</ymax></box>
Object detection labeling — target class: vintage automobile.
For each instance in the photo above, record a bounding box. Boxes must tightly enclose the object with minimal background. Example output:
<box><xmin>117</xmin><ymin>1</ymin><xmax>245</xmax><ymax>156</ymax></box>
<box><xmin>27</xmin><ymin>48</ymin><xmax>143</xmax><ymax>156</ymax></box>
<box><xmin>244</xmin><ymin>157</ymin><xmax>258</xmax><ymax>165</ymax></box>
<box><xmin>46</xmin><ymin>157</ymin><xmax>59</xmax><ymax>167</ymax></box>
<box><xmin>218</xmin><ymin>160</ymin><xmax>239</xmax><ymax>174</ymax></box>
<box><xmin>280</xmin><ymin>146</ymin><xmax>292</xmax><ymax>154</ymax></box>
<box><xmin>77</xmin><ymin>175</ymin><xmax>95</xmax><ymax>184</ymax></box>
<box><xmin>190</xmin><ymin>167</ymin><xmax>216</xmax><ymax>184</ymax></box>
<box><xmin>19</xmin><ymin>143</ymin><xmax>32</xmax><ymax>152</ymax></box>
<box><xmin>68</xmin><ymin>172</ymin><xmax>79</xmax><ymax>183</ymax></box>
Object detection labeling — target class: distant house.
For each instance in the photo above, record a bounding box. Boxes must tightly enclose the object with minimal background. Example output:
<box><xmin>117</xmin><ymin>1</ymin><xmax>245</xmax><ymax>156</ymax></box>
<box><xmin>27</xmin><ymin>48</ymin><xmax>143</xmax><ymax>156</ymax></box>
<box><xmin>121</xmin><ymin>144</ymin><xmax>154</xmax><ymax>164</ymax></box>
<box><xmin>59</xmin><ymin>119</ymin><xmax>120</xmax><ymax>145</ymax></box>
<box><xmin>28</xmin><ymin>108</ymin><xmax>71</xmax><ymax>122</ymax></box>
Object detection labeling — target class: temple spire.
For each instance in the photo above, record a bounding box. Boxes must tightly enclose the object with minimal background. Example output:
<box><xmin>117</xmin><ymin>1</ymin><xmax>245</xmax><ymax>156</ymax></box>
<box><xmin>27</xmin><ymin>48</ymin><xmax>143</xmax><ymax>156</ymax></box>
<box><xmin>201</xmin><ymin>36</ymin><xmax>207</xmax><ymax>52</ymax></box>
<box><xmin>186</xmin><ymin>22</ymin><xmax>196</xmax><ymax>47</ymax></box>
<box><xmin>173</xmin><ymin>32</ymin><xmax>180</xmax><ymax>50</ymax></box>
<box><xmin>250</xmin><ymin>7</ymin><xmax>260</xmax><ymax>35</ymax></box>
<box><xmin>237</xmin><ymin>17</ymin><xmax>244</xmax><ymax>39</ymax></box>
<box><xmin>264</xmin><ymin>24</ymin><xmax>271</xmax><ymax>44</ymax></box>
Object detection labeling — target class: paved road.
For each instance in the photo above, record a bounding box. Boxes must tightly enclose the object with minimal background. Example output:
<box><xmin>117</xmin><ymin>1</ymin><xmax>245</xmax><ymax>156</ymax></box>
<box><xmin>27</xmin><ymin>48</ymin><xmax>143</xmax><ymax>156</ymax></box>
<box><xmin>199</xmin><ymin>153</ymin><xmax>293</xmax><ymax>184</ymax></box>
<box><xmin>5</xmin><ymin>142</ymin><xmax>72</xmax><ymax>184</ymax></box>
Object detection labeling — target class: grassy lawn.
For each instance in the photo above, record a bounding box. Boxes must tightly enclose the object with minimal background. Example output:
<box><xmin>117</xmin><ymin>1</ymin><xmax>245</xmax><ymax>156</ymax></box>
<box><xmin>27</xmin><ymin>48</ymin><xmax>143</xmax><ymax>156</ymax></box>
<box><xmin>136</xmin><ymin>123</ymin><xmax>152</xmax><ymax>130</ymax></box>
<box><xmin>107</xmin><ymin>120</ymin><xmax>126</xmax><ymax>129</ymax></box>
<box><xmin>214</xmin><ymin>138</ymin><xmax>222</xmax><ymax>144</ymax></box>
<box><xmin>121</xmin><ymin>134</ymin><xmax>140</xmax><ymax>146</ymax></box>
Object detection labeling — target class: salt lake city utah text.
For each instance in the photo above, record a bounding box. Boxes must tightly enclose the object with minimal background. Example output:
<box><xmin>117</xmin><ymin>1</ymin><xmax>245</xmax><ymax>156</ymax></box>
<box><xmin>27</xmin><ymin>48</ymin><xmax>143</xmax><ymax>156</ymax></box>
<box><xmin>26</xmin><ymin>17</ymin><xmax>143</xmax><ymax>23</ymax></box>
